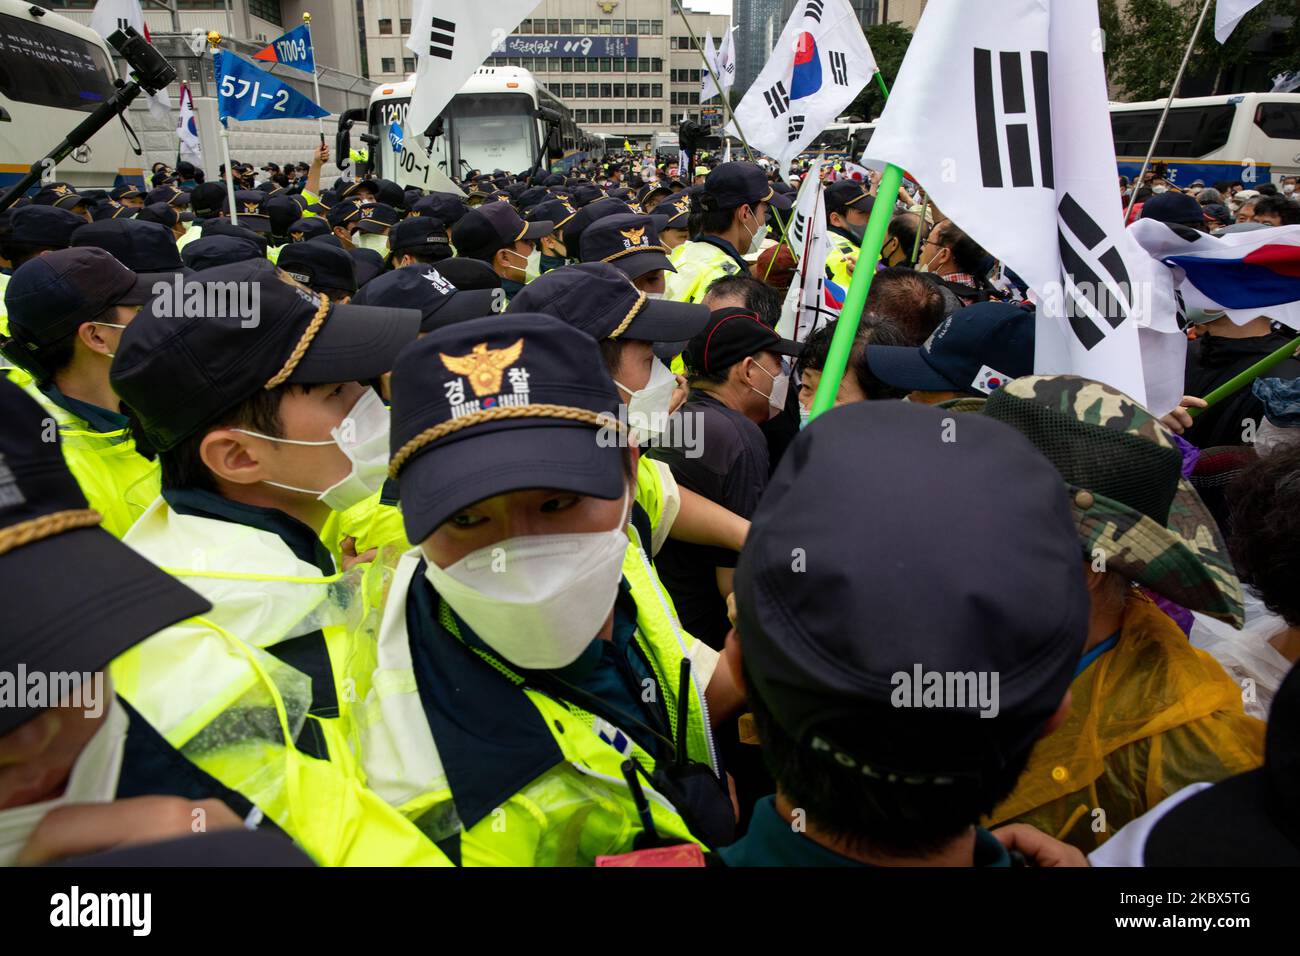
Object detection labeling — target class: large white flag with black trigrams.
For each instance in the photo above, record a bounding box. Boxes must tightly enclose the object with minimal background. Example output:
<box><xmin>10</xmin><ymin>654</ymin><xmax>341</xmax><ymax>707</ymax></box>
<box><xmin>726</xmin><ymin>0</ymin><xmax>877</xmax><ymax>179</ymax></box>
<box><xmin>864</xmin><ymin>0</ymin><xmax>1182</xmax><ymax>412</ymax></box>
<box><xmin>406</xmin><ymin>0</ymin><xmax>542</xmax><ymax>142</ymax></box>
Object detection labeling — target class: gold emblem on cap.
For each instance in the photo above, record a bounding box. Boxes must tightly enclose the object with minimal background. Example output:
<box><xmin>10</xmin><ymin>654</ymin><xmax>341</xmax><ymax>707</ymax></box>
<box><xmin>440</xmin><ymin>339</ymin><xmax>525</xmax><ymax>397</ymax></box>
<box><xmin>243</xmin><ymin>201</ymin><xmax>260</xmax><ymax>214</ymax></box>
<box><xmin>290</xmin><ymin>231</ymin><xmax>304</xmax><ymax>241</ymax></box>
<box><xmin>620</xmin><ymin>226</ymin><xmax>646</xmax><ymax>245</ymax></box>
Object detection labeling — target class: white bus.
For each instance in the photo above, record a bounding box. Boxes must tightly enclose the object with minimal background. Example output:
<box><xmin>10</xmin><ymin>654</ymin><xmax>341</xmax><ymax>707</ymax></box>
<box><xmin>366</xmin><ymin>67</ymin><xmax>603</xmax><ymax>192</ymax></box>
<box><xmin>0</xmin><ymin>0</ymin><xmax>142</xmax><ymax>193</ymax></box>
<box><xmin>1111</xmin><ymin>92</ymin><xmax>1300</xmax><ymax>186</ymax></box>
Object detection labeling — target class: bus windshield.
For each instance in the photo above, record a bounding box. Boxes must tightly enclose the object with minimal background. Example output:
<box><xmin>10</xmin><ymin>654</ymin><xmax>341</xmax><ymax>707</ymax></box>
<box><xmin>444</xmin><ymin>92</ymin><xmax>538</xmax><ymax>175</ymax></box>
<box><xmin>0</xmin><ymin>12</ymin><xmax>116</xmax><ymax>112</ymax></box>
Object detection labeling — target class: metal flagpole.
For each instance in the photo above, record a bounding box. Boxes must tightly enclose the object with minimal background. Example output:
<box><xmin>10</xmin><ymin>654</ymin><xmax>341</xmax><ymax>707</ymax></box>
<box><xmin>1124</xmin><ymin>0</ymin><xmax>1213</xmax><ymax>220</ymax></box>
<box><xmin>670</xmin><ymin>1</ymin><xmax>754</xmax><ymax>161</ymax></box>
<box><xmin>208</xmin><ymin>31</ymin><xmax>239</xmax><ymax>225</ymax></box>
<box><xmin>302</xmin><ymin>12</ymin><xmax>326</xmax><ymax>143</ymax></box>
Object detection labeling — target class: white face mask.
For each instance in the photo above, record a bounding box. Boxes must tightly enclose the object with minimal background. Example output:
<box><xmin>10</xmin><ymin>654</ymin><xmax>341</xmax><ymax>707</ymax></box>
<box><xmin>748</xmin><ymin>358</ymin><xmax>789</xmax><ymax>412</ymax></box>
<box><xmin>615</xmin><ymin>357</ymin><xmax>676</xmax><ymax>437</ymax></box>
<box><xmin>423</xmin><ymin>489</ymin><xmax>632</xmax><ymax>669</ymax></box>
<box><xmin>524</xmin><ymin>247</ymin><xmax>542</xmax><ymax>283</ymax></box>
<box><xmin>1152</xmin><ymin>185</ymin><xmax>1168</xmax><ymax>194</ymax></box>
<box><xmin>1285</xmin><ymin>184</ymin><xmax>1296</xmax><ymax>195</ymax></box>
<box><xmin>354</xmin><ymin>231</ymin><xmax>390</xmax><ymax>257</ymax></box>
<box><xmin>742</xmin><ymin>208</ymin><xmax>767</xmax><ymax>256</ymax></box>
<box><xmin>235</xmin><ymin>388</ymin><xmax>391</xmax><ymax>512</ymax></box>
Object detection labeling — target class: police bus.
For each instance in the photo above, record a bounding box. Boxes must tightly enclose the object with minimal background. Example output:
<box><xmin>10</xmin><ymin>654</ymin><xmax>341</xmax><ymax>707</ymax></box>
<box><xmin>0</xmin><ymin>0</ymin><xmax>142</xmax><ymax>192</ymax></box>
<box><xmin>1110</xmin><ymin>92</ymin><xmax>1300</xmax><ymax>187</ymax></box>
<box><xmin>367</xmin><ymin>66</ymin><xmax>603</xmax><ymax>191</ymax></box>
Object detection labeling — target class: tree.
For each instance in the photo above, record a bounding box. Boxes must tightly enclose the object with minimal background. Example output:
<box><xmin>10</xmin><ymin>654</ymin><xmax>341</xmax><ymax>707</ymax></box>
<box><xmin>1099</xmin><ymin>0</ymin><xmax>1295</xmax><ymax>101</ymax></box>
<box><xmin>848</xmin><ymin>22</ymin><xmax>913</xmax><ymax>120</ymax></box>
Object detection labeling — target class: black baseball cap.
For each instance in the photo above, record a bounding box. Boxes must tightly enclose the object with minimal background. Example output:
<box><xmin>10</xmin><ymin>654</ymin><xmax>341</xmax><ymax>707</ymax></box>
<box><xmin>70</xmin><ymin>218</ymin><xmax>187</xmax><ymax>274</ymax></box>
<box><xmin>277</xmin><ymin>240</ymin><xmax>357</xmax><ymax>296</ymax></box>
<box><xmin>825</xmin><ymin>180</ymin><xmax>873</xmax><ymax>215</ymax></box>
<box><xmin>571</xmin><ymin>183</ymin><xmax>605</xmax><ymax>207</ymax></box>
<box><xmin>526</xmin><ymin>198</ymin><xmax>577</xmax><ymax>232</ymax></box>
<box><xmin>686</xmin><ymin>307</ymin><xmax>802</xmax><ymax>376</ymax></box>
<box><xmin>32</xmin><ymin>183</ymin><xmax>88</xmax><ymax>211</ymax></box>
<box><xmin>658</xmin><ymin>192</ymin><xmax>692</xmax><ymax>230</ymax></box>
<box><xmin>91</xmin><ymin>201</ymin><xmax>136</xmax><ymax>222</ymax></box>
<box><xmin>133</xmin><ymin>202</ymin><xmax>181</xmax><ymax>233</ymax></box>
<box><xmin>288</xmin><ymin>216</ymin><xmax>331</xmax><ymax>242</ymax></box>
<box><xmin>352</xmin><ymin>263</ymin><xmax>501</xmax><ymax>333</ymax></box>
<box><xmin>410</xmin><ymin>193</ymin><xmax>468</xmax><ymax>225</ymax></box>
<box><xmin>389</xmin><ymin>313</ymin><xmax>626</xmax><ymax>544</ymax></box>
<box><xmin>111</xmin><ymin>259</ymin><xmax>419</xmax><ymax>452</ymax></box>
<box><xmin>866</xmin><ymin>301</ymin><xmax>1035</xmax><ymax>396</ymax></box>
<box><xmin>6</xmin><ymin>205</ymin><xmax>87</xmax><ymax>249</ymax></box>
<box><xmin>452</xmin><ymin>203</ymin><xmax>552</xmax><ymax>260</ymax></box>
<box><xmin>734</xmin><ymin>400</ymin><xmax>1089</xmax><ymax>788</ymax></box>
<box><xmin>4</xmin><ymin>247</ymin><xmax>155</xmax><ymax>356</ymax></box>
<box><xmin>263</xmin><ymin>195</ymin><xmax>301</xmax><ymax>237</ymax></box>
<box><xmin>562</xmin><ymin>199</ymin><xmax>633</xmax><ymax>251</ymax></box>
<box><xmin>579</xmin><ymin>213</ymin><xmax>674</xmax><ymax>280</ymax></box>
<box><xmin>110</xmin><ymin>184</ymin><xmax>145</xmax><ymax>202</ymax></box>
<box><xmin>348</xmin><ymin>202</ymin><xmax>400</xmax><ymax>234</ymax></box>
<box><xmin>1140</xmin><ymin>191</ymin><xmax>1206</xmax><ymax>226</ymax></box>
<box><xmin>189</xmin><ymin>182</ymin><xmax>227</xmax><ymax>218</ymax></box>
<box><xmin>0</xmin><ymin>377</ymin><xmax>211</xmax><ymax>737</ymax></box>
<box><xmin>508</xmin><ymin>262</ymin><xmax>708</xmax><ymax>344</ymax></box>
<box><xmin>637</xmin><ymin>182</ymin><xmax>673</xmax><ymax>207</ymax></box>
<box><xmin>326</xmin><ymin>198</ymin><xmax>364</xmax><ymax>228</ymax></box>
<box><xmin>349</xmin><ymin>248</ymin><xmax>385</xmax><ymax>287</ymax></box>
<box><xmin>147</xmin><ymin>184</ymin><xmax>190</xmax><ymax>207</ymax></box>
<box><xmin>704</xmin><ymin>162</ymin><xmax>792</xmax><ymax>211</ymax></box>
<box><xmin>223</xmin><ymin>189</ymin><xmax>271</xmax><ymax>232</ymax></box>
<box><xmin>200</xmin><ymin>219</ymin><xmax>269</xmax><ymax>256</ymax></box>
<box><xmin>387</xmin><ymin>216</ymin><xmax>452</xmax><ymax>259</ymax></box>
<box><xmin>431</xmin><ymin>257</ymin><xmax>502</xmax><ymax>292</ymax></box>
<box><xmin>181</xmin><ymin>234</ymin><xmax>264</xmax><ymax>271</ymax></box>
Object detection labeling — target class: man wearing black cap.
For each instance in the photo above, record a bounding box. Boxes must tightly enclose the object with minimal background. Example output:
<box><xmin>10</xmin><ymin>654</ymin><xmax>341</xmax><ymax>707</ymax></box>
<box><xmin>665</xmin><ymin>162</ymin><xmax>791</xmax><ymax>304</ymax></box>
<box><xmin>723</xmin><ymin>400</ymin><xmax>1090</xmax><ymax>866</ymax></box>
<box><xmin>71</xmin><ymin>218</ymin><xmax>189</xmax><ymax>276</ymax></box>
<box><xmin>278</xmin><ymin>241</ymin><xmax>358</xmax><ymax>302</ymax></box>
<box><xmin>134</xmin><ymin>202</ymin><xmax>188</xmax><ymax>244</ymax></box>
<box><xmin>824</xmin><ymin>179</ymin><xmax>873</xmax><ymax>289</ymax></box>
<box><xmin>110</xmin><ymin>184</ymin><xmax>146</xmax><ymax>209</ymax></box>
<box><xmin>580</xmin><ymin>213</ymin><xmax>676</xmax><ymax>296</ymax></box>
<box><xmin>288</xmin><ymin>216</ymin><xmax>332</xmax><ymax>244</ymax></box>
<box><xmin>648</xmin><ymin>308</ymin><xmax>801</xmax><ymax>652</ymax></box>
<box><xmin>103</xmin><ymin>261</ymin><xmax>450</xmax><ymax>865</ymax></box>
<box><xmin>386</xmin><ymin>217</ymin><xmax>453</xmax><ymax>269</ymax></box>
<box><xmin>345</xmin><ymin>202</ymin><xmax>401</xmax><ymax>258</ymax></box>
<box><xmin>657</xmin><ymin>193</ymin><xmax>692</xmax><ymax>251</ymax></box>
<box><xmin>361</xmin><ymin>313</ymin><xmax>742</xmax><ymax>866</ymax></box>
<box><xmin>0</xmin><ymin>248</ymin><xmax>160</xmax><ymax>537</ymax></box>
<box><xmin>181</xmin><ymin>234</ymin><xmax>264</xmax><ymax>272</ymax></box>
<box><xmin>450</xmin><ymin>202</ymin><xmax>552</xmax><ymax>301</ymax></box>
<box><xmin>866</xmin><ymin>301</ymin><xmax>1035</xmax><ymax>405</ymax></box>
<box><xmin>525</xmin><ymin>198</ymin><xmax>577</xmax><ymax>275</ymax></box>
<box><xmin>33</xmin><ymin>183</ymin><xmax>91</xmax><ymax>221</ymax></box>
<box><xmin>409</xmin><ymin>193</ymin><xmax>469</xmax><ymax>227</ymax></box>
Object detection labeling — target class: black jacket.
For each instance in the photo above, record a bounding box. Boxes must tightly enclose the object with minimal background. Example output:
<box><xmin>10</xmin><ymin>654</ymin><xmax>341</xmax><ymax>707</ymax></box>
<box><xmin>1183</xmin><ymin>329</ymin><xmax>1300</xmax><ymax>449</ymax></box>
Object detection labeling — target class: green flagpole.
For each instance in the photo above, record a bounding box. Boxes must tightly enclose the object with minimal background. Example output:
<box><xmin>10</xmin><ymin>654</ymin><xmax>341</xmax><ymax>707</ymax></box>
<box><xmin>809</xmin><ymin>69</ymin><xmax>895</xmax><ymax>421</ymax></box>
<box><xmin>809</xmin><ymin>162</ymin><xmax>904</xmax><ymax>419</ymax></box>
<box><xmin>1187</xmin><ymin>334</ymin><xmax>1300</xmax><ymax>417</ymax></box>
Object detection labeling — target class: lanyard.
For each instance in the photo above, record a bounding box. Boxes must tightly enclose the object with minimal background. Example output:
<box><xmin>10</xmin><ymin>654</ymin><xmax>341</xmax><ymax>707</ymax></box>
<box><xmin>1074</xmin><ymin>631</ymin><xmax>1121</xmax><ymax>679</ymax></box>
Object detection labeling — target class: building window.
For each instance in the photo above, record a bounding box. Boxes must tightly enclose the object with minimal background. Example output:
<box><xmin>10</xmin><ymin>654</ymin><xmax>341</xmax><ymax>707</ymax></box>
<box><xmin>400</xmin><ymin>18</ymin><xmax>410</xmax><ymax>33</ymax></box>
<box><xmin>518</xmin><ymin>19</ymin><xmax>532</xmax><ymax>34</ymax></box>
<box><xmin>402</xmin><ymin>57</ymin><xmax>415</xmax><ymax>73</ymax></box>
<box><xmin>627</xmin><ymin>59</ymin><xmax>638</xmax><ymax>74</ymax></box>
<box><xmin>612</xmin><ymin>20</ymin><xmax>625</xmax><ymax>34</ymax></box>
<box><xmin>651</xmin><ymin>84</ymin><xmax>662</xmax><ymax>97</ymax></box>
<box><xmin>547</xmin><ymin>19</ymin><xmax>559</xmax><ymax>33</ymax></box>
<box><xmin>600</xmin><ymin>57</ymin><xmax>612</xmax><ymax>71</ymax></box>
<box><xmin>562</xmin><ymin>83</ymin><xmax>573</xmax><ymax>98</ymax></box>
<box><xmin>600</xmin><ymin>83</ymin><xmax>612</xmax><ymax>98</ymax></box>
<box><xmin>639</xmin><ymin>20</ymin><xmax>651</xmax><ymax>35</ymax></box>
<box><xmin>640</xmin><ymin>109</ymin><xmax>651</xmax><ymax>123</ymax></box>
<box><xmin>601</xmin><ymin>109</ymin><xmax>613</xmax><ymax>123</ymax></box>
<box><xmin>611</xmin><ymin>58</ymin><xmax>624</xmax><ymax>71</ymax></box>
<box><xmin>547</xmin><ymin>83</ymin><xmax>560</xmax><ymax>95</ymax></box>
<box><xmin>613</xmin><ymin>83</ymin><xmax>624</xmax><ymax>97</ymax></box>
<box><xmin>671</xmin><ymin>112</ymin><xmax>681</xmax><ymax>125</ymax></box>
<box><xmin>652</xmin><ymin>20</ymin><xmax>663</xmax><ymax>35</ymax></box>
<box><xmin>614</xmin><ymin>109</ymin><xmax>624</xmax><ymax>124</ymax></box>
<box><xmin>691</xmin><ymin>69</ymin><xmax>701</xmax><ymax>82</ymax></box>
<box><xmin>599</xmin><ymin>19</ymin><xmax>612</xmax><ymax>35</ymax></box>
<box><xmin>560</xmin><ymin>19</ymin><xmax>572</xmax><ymax>32</ymax></box>
<box><xmin>381</xmin><ymin>57</ymin><xmax>395</xmax><ymax>72</ymax></box>
<box><xmin>377</xmin><ymin>18</ymin><xmax>392</xmax><ymax>35</ymax></box>
<box><xmin>247</xmin><ymin>0</ymin><xmax>282</xmax><ymax>26</ymax></box>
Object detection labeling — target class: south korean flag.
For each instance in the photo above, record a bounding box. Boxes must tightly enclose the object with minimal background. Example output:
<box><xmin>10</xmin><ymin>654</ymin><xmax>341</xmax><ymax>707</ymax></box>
<box><xmin>864</xmin><ymin>0</ymin><xmax>1183</xmax><ymax>413</ymax></box>
<box><xmin>727</xmin><ymin>0</ymin><xmax>877</xmax><ymax>178</ymax></box>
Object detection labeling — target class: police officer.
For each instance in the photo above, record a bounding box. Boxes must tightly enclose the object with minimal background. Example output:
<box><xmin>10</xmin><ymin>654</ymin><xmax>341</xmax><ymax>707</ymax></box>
<box><xmin>0</xmin><ymin>248</ymin><xmax>161</xmax><ymax>536</ymax></box>
<box><xmin>70</xmin><ymin>217</ymin><xmax>191</xmax><ymax>276</ymax></box>
<box><xmin>580</xmin><ymin>213</ymin><xmax>677</xmax><ymax>296</ymax></box>
<box><xmin>385</xmin><ymin>217</ymin><xmax>453</xmax><ymax>269</ymax></box>
<box><xmin>450</xmin><ymin>203</ymin><xmax>553</xmax><ymax>301</ymax></box>
<box><xmin>665</xmin><ymin>162</ymin><xmax>791</xmax><ymax>303</ymax></box>
<box><xmin>278</xmin><ymin>240</ymin><xmax>359</xmax><ymax>303</ymax></box>
<box><xmin>104</xmin><ymin>260</ymin><xmax>446</xmax><ymax>866</ymax></box>
<box><xmin>824</xmin><ymin>180</ymin><xmax>873</xmax><ymax>290</ymax></box>
<box><xmin>362</xmin><ymin>313</ymin><xmax>744</xmax><ymax>865</ymax></box>
<box><xmin>524</xmin><ymin>198</ymin><xmax>578</xmax><ymax>275</ymax></box>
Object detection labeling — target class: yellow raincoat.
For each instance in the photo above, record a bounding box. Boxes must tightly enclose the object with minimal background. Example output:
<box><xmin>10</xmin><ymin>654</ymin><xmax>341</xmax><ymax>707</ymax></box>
<box><xmin>986</xmin><ymin>592</ymin><xmax>1264</xmax><ymax>850</ymax></box>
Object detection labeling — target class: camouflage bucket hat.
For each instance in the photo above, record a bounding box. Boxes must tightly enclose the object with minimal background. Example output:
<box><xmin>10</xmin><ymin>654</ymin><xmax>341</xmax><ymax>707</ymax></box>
<box><xmin>983</xmin><ymin>375</ymin><xmax>1244</xmax><ymax>627</ymax></box>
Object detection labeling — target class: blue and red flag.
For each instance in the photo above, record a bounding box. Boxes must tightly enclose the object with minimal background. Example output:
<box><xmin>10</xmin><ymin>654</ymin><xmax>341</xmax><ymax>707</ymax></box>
<box><xmin>790</xmin><ymin>32</ymin><xmax>823</xmax><ymax>100</ymax></box>
<box><xmin>253</xmin><ymin>23</ymin><xmax>316</xmax><ymax>74</ymax></box>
